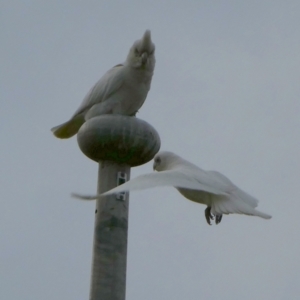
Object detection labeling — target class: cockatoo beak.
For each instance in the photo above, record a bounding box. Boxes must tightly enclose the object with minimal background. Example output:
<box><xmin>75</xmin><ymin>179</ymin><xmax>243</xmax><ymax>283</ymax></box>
<box><xmin>141</xmin><ymin>52</ymin><xmax>148</xmax><ymax>64</ymax></box>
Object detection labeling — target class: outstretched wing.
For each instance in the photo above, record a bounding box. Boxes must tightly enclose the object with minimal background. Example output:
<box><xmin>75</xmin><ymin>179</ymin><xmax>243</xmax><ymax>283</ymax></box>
<box><xmin>72</xmin><ymin>170</ymin><xmax>227</xmax><ymax>200</ymax></box>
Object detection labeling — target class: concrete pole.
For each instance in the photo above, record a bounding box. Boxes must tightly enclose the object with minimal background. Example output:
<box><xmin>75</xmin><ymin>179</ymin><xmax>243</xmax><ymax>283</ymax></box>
<box><xmin>77</xmin><ymin>115</ymin><xmax>160</xmax><ymax>300</ymax></box>
<box><xmin>90</xmin><ymin>162</ymin><xmax>130</xmax><ymax>300</ymax></box>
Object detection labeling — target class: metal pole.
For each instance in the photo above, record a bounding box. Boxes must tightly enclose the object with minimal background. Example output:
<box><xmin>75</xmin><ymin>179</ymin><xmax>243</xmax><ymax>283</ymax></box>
<box><xmin>89</xmin><ymin>161</ymin><xmax>130</xmax><ymax>300</ymax></box>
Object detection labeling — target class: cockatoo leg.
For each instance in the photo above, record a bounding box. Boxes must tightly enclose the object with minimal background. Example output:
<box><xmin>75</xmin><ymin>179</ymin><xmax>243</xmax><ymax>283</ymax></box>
<box><xmin>215</xmin><ymin>214</ymin><xmax>223</xmax><ymax>225</ymax></box>
<box><xmin>205</xmin><ymin>206</ymin><xmax>214</xmax><ymax>225</ymax></box>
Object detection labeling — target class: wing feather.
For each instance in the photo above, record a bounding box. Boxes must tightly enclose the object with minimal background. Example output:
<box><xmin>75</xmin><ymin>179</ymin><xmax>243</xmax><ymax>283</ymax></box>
<box><xmin>211</xmin><ymin>191</ymin><xmax>271</xmax><ymax>219</ymax></box>
<box><xmin>72</xmin><ymin>170</ymin><xmax>228</xmax><ymax>200</ymax></box>
<box><xmin>72</xmin><ymin>65</ymin><xmax>124</xmax><ymax>117</ymax></box>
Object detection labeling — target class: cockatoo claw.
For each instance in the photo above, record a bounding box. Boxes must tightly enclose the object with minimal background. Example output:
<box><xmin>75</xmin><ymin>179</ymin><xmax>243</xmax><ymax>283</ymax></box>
<box><xmin>205</xmin><ymin>206</ymin><xmax>214</xmax><ymax>225</ymax></box>
<box><xmin>215</xmin><ymin>214</ymin><xmax>223</xmax><ymax>225</ymax></box>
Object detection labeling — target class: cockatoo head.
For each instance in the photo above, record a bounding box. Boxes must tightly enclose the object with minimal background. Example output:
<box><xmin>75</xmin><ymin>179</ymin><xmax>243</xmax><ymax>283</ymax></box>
<box><xmin>153</xmin><ymin>151</ymin><xmax>182</xmax><ymax>171</ymax></box>
<box><xmin>127</xmin><ymin>30</ymin><xmax>155</xmax><ymax>70</ymax></box>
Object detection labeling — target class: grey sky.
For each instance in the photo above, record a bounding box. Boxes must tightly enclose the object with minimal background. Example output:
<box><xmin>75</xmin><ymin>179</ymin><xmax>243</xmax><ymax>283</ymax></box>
<box><xmin>1</xmin><ymin>1</ymin><xmax>300</xmax><ymax>299</ymax></box>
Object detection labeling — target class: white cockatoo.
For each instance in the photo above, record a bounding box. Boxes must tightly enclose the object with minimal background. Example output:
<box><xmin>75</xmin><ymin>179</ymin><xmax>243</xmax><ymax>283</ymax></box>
<box><xmin>51</xmin><ymin>30</ymin><xmax>155</xmax><ymax>139</ymax></box>
<box><xmin>73</xmin><ymin>151</ymin><xmax>271</xmax><ymax>225</ymax></box>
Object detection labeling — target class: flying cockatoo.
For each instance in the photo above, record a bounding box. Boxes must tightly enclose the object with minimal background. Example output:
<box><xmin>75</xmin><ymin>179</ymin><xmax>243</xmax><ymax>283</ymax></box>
<box><xmin>51</xmin><ymin>30</ymin><xmax>155</xmax><ymax>139</ymax></box>
<box><xmin>73</xmin><ymin>151</ymin><xmax>272</xmax><ymax>225</ymax></box>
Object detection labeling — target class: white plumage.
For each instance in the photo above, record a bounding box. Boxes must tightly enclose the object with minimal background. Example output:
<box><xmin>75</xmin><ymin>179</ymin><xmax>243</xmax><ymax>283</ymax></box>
<box><xmin>73</xmin><ymin>151</ymin><xmax>271</xmax><ymax>225</ymax></box>
<box><xmin>51</xmin><ymin>30</ymin><xmax>155</xmax><ymax>138</ymax></box>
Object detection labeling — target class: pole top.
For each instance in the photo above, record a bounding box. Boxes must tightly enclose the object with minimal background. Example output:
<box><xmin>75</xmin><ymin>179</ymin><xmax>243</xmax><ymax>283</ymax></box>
<box><xmin>77</xmin><ymin>115</ymin><xmax>161</xmax><ymax>167</ymax></box>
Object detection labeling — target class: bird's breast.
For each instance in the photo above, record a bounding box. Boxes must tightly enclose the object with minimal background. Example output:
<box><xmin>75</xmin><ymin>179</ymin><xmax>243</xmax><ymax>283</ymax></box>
<box><xmin>176</xmin><ymin>188</ymin><xmax>212</xmax><ymax>206</ymax></box>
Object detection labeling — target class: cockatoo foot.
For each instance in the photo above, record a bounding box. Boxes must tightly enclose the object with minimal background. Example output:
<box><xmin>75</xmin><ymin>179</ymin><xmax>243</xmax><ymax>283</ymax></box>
<box><xmin>205</xmin><ymin>206</ymin><xmax>214</xmax><ymax>225</ymax></box>
<box><xmin>215</xmin><ymin>214</ymin><xmax>223</xmax><ymax>225</ymax></box>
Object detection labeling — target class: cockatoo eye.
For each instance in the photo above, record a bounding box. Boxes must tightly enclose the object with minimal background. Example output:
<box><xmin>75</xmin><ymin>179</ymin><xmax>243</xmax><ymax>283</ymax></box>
<box><xmin>155</xmin><ymin>157</ymin><xmax>161</xmax><ymax>164</ymax></box>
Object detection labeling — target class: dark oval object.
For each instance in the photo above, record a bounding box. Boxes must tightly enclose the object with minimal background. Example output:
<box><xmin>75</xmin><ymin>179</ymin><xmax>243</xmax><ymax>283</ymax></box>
<box><xmin>77</xmin><ymin>115</ymin><xmax>161</xmax><ymax>167</ymax></box>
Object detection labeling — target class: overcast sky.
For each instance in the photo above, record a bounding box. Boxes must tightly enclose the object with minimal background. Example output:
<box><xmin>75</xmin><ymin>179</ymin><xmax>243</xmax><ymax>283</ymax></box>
<box><xmin>1</xmin><ymin>1</ymin><xmax>300</xmax><ymax>299</ymax></box>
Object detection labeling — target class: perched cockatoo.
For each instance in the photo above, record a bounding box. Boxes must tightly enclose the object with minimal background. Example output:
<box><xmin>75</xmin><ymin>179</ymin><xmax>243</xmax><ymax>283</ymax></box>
<box><xmin>73</xmin><ymin>151</ymin><xmax>271</xmax><ymax>225</ymax></box>
<box><xmin>51</xmin><ymin>30</ymin><xmax>155</xmax><ymax>139</ymax></box>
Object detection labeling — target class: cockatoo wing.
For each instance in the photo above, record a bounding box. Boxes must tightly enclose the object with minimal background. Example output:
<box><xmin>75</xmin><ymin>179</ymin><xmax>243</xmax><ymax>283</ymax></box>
<box><xmin>72</xmin><ymin>169</ymin><xmax>228</xmax><ymax>200</ymax></box>
<box><xmin>206</xmin><ymin>170</ymin><xmax>259</xmax><ymax>207</ymax></box>
<box><xmin>210</xmin><ymin>188</ymin><xmax>271</xmax><ymax>219</ymax></box>
<box><xmin>72</xmin><ymin>64</ymin><xmax>124</xmax><ymax>117</ymax></box>
<box><xmin>185</xmin><ymin>168</ymin><xmax>235</xmax><ymax>194</ymax></box>
<box><xmin>51</xmin><ymin>65</ymin><xmax>124</xmax><ymax>138</ymax></box>
<box><xmin>177</xmin><ymin>169</ymin><xmax>271</xmax><ymax>219</ymax></box>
